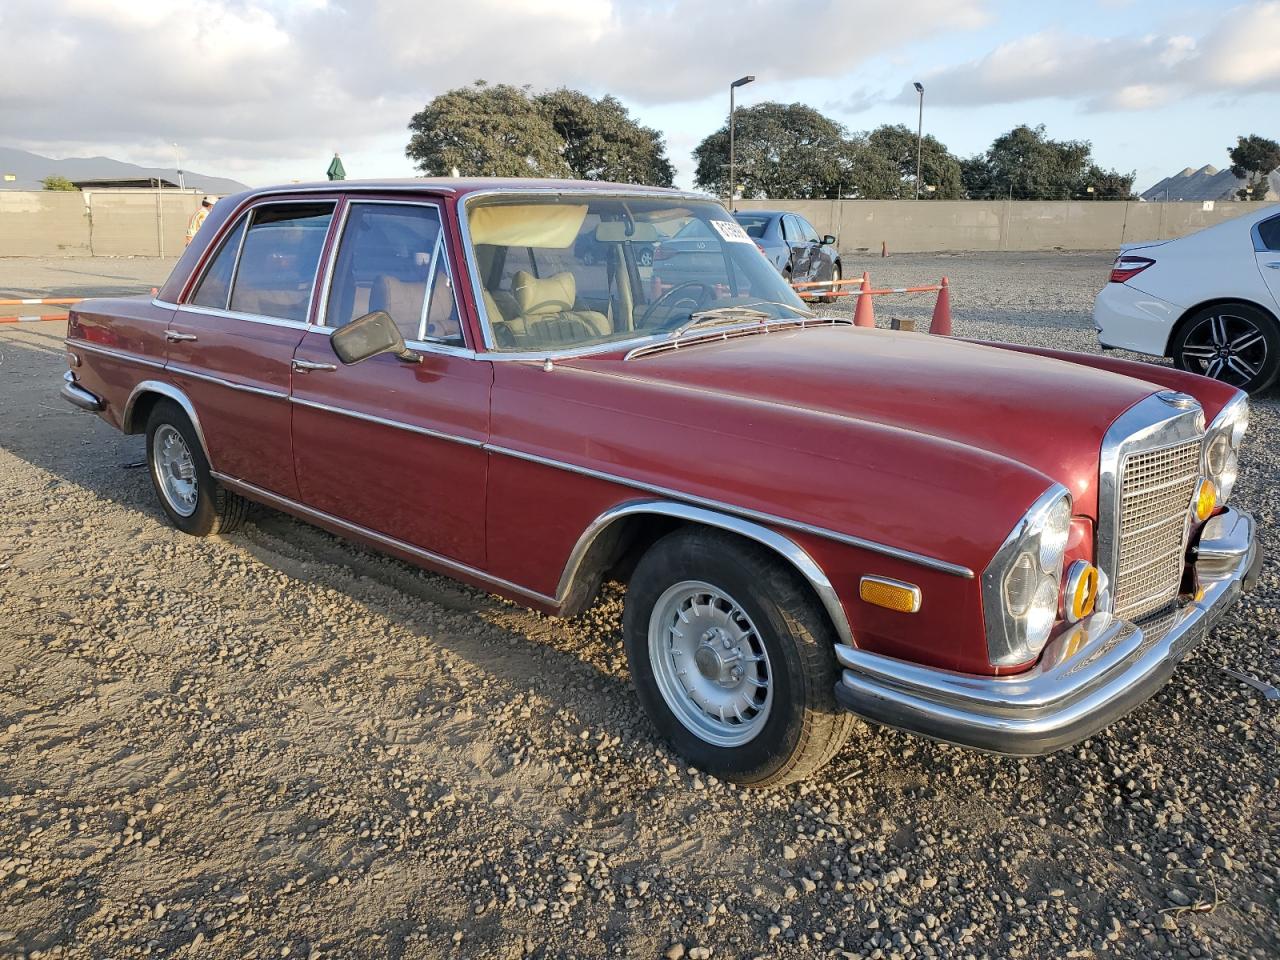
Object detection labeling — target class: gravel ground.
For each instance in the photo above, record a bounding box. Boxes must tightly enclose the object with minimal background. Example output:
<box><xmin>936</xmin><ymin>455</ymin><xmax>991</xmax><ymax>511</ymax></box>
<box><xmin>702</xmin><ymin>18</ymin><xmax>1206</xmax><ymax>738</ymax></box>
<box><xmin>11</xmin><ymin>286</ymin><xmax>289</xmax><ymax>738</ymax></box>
<box><xmin>1</xmin><ymin>254</ymin><xmax>1278</xmax><ymax>960</ymax></box>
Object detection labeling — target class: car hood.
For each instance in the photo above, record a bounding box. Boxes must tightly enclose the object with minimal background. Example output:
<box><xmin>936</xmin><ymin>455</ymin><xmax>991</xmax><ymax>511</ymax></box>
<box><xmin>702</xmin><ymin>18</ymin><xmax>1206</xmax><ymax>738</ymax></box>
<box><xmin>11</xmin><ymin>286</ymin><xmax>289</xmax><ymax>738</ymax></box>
<box><xmin>581</xmin><ymin>325</ymin><xmax>1166</xmax><ymax>518</ymax></box>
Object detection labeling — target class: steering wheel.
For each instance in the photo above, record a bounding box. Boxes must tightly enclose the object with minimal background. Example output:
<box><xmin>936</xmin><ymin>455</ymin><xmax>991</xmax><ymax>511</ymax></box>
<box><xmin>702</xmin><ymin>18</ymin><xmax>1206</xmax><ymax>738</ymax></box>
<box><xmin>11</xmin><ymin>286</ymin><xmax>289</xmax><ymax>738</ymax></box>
<box><xmin>637</xmin><ymin>281</ymin><xmax>715</xmax><ymax>329</ymax></box>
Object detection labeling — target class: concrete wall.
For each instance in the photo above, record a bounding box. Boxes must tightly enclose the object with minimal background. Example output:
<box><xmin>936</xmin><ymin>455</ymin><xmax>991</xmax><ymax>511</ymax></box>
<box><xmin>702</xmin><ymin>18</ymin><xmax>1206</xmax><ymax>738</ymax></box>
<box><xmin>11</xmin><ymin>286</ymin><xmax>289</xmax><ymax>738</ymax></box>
<box><xmin>734</xmin><ymin>198</ymin><xmax>1277</xmax><ymax>253</ymax></box>
<box><xmin>0</xmin><ymin>190</ymin><xmax>204</xmax><ymax>258</ymax></box>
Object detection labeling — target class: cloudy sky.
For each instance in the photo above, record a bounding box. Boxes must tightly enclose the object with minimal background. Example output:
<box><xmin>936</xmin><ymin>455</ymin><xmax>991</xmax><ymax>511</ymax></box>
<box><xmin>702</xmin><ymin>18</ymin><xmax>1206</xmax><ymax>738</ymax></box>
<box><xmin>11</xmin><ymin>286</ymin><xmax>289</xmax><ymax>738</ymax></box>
<box><xmin>3</xmin><ymin>0</ymin><xmax>1278</xmax><ymax>192</ymax></box>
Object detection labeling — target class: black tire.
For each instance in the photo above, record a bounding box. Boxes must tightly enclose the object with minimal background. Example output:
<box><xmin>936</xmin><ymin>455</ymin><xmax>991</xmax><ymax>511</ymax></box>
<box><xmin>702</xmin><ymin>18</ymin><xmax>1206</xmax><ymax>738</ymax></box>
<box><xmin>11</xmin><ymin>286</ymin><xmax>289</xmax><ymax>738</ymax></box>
<box><xmin>823</xmin><ymin>262</ymin><xmax>842</xmax><ymax>304</ymax></box>
<box><xmin>623</xmin><ymin>527</ymin><xmax>854</xmax><ymax>788</ymax></box>
<box><xmin>145</xmin><ymin>400</ymin><xmax>247</xmax><ymax>536</ymax></box>
<box><xmin>1170</xmin><ymin>301</ymin><xmax>1280</xmax><ymax>394</ymax></box>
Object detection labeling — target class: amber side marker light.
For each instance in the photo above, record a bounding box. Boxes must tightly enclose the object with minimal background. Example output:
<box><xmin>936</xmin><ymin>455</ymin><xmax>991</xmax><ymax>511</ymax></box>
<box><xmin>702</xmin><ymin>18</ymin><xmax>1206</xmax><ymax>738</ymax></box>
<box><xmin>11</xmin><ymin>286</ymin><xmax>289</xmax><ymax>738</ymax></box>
<box><xmin>1064</xmin><ymin>561</ymin><xmax>1100</xmax><ymax>623</ymax></box>
<box><xmin>1193</xmin><ymin>478</ymin><xmax>1218</xmax><ymax>523</ymax></box>
<box><xmin>859</xmin><ymin>576</ymin><xmax>922</xmax><ymax>613</ymax></box>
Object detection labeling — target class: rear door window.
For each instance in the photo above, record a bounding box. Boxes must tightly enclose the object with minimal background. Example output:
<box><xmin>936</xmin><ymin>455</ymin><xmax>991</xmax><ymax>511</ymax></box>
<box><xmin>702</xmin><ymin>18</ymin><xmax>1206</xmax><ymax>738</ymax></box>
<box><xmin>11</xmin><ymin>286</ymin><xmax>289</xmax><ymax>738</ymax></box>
<box><xmin>227</xmin><ymin>202</ymin><xmax>334</xmax><ymax>323</ymax></box>
<box><xmin>190</xmin><ymin>217</ymin><xmax>247</xmax><ymax>309</ymax></box>
<box><xmin>1259</xmin><ymin>215</ymin><xmax>1280</xmax><ymax>251</ymax></box>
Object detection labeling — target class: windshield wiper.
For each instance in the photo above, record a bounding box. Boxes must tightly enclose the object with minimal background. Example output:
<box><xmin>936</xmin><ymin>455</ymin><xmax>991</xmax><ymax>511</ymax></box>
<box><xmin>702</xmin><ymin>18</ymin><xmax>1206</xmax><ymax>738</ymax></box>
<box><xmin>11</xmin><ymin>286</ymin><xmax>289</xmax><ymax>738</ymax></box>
<box><xmin>666</xmin><ymin>306</ymin><xmax>774</xmax><ymax>339</ymax></box>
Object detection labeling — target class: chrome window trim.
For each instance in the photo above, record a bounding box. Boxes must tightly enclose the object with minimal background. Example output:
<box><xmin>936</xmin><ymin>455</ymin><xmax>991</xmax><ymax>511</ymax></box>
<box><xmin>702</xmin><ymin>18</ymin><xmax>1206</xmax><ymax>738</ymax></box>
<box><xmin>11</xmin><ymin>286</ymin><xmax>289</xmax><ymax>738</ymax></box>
<box><xmin>169</xmin><ymin>365</ymin><xmax>289</xmax><ymax>400</ymax></box>
<box><xmin>176</xmin><ymin>303</ymin><xmax>311</xmax><ymax>329</ymax></box>
<box><xmin>290</xmin><ymin>397</ymin><xmax>485</xmax><ymax>448</ymax></box>
<box><xmin>152</xmin><ymin>298</ymin><xmax>180</xmax><ymax>310</ymax></box>
<box><xmin>209</xmin><ymin>471</ymin><xmax>558</xmax><ymax>606</ymax></box>
<box><xmin>1097</xmin><ymin>391</ymin><xmax>1206</xmax><ymax>591</ymax></box>
<box><xmin>485</xmin><ymin>442</ymin><xmax>974</xmax><ymax>578</ymax></box>
<box><xmin>65</xmin><ymin>338</ymin><xmax>166</xmax><ymax>370</ymax></box>
<box><xmin>457</xmin><ymin>187</ymin><xmax>728</xmax><ymax>358</ymax></box>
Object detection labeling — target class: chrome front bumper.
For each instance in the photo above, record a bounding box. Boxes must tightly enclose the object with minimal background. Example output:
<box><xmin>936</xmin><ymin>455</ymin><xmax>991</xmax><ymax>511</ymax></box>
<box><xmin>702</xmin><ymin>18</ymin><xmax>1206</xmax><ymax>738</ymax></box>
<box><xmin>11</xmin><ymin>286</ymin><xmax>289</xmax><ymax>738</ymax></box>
<box><xmin>60</xmin><ymin>369</ymin><xmax>104</xmax><ymax>412</ymax></box>
<box><xmin>834</xmin><ymin>507</ymin><xmax>1261</xmax><ymax>755</ymax></box>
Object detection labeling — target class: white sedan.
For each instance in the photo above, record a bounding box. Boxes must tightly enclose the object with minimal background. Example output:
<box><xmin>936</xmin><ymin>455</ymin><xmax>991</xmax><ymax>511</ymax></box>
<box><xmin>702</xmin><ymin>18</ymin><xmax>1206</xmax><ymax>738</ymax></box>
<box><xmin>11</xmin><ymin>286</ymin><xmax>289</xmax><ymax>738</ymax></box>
<box><xmin>1094</xmin><ymin>204</ymin><xmax>1280</xmax><ymax>392</ymax></box>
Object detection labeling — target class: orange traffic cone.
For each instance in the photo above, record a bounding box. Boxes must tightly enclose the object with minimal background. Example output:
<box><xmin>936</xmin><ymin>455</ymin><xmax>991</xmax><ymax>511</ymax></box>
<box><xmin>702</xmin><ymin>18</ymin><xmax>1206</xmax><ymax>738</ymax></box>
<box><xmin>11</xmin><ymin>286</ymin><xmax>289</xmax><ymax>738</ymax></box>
<box><xmin>929</xmin><ymin>276</ymin><xmax>952</xmax><ymax>335</ymax></box>
<box><xmin>853</xmin><ymin>271</ymin><xmax>875</xmax><ymax>328</ymax></box>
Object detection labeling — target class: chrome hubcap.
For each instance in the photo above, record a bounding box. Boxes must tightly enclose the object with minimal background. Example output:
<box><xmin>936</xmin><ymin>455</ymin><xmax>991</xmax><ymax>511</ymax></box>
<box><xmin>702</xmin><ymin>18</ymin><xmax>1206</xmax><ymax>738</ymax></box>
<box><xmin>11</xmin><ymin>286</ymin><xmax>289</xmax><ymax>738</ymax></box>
<box><xmin>152</xmin><ymin>424</ymin><xmax>198</xmax><ymax>517</ymax></box>
<box><xmin>648</xmin><ymin>581</ymin><xmax>772</xmax><ymax>747</ymax></box>
<box><xmin>1182</xmin><ymin>313</ymin><xmax>1267</xmax><ymax>386</ymax></box>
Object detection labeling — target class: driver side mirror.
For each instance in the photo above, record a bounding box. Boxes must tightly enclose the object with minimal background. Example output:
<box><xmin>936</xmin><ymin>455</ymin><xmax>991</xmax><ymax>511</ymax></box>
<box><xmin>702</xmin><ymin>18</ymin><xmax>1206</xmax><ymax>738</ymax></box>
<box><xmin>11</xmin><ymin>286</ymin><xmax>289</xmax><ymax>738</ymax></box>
<box><xmin>330</xmin><ymin>311</ymin><xmax>421</xmax><ymax>365</ymax></box>
<box><xmin>822</xmin><ymin>235</ymin><xmax>837</xmax><ymax>246</ymax></box>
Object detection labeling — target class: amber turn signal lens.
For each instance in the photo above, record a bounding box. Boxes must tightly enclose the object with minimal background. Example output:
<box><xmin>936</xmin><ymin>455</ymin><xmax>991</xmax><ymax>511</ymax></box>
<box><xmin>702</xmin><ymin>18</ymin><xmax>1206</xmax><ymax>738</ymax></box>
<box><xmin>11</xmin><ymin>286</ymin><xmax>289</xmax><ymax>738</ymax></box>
<box><xmin>1193</xmin><ymin>478</ymin><xmax>1218</xmax><ymax>523</ymax></box>
<box><xmin>859</xmin><ymin>576</ymin><xmax>922</xmax><ymax>613</ymax></box>
<box><xmin>1066</xmin><ymin>563</ymin><xmax>1099</xmax><ymax>623</ymax></box>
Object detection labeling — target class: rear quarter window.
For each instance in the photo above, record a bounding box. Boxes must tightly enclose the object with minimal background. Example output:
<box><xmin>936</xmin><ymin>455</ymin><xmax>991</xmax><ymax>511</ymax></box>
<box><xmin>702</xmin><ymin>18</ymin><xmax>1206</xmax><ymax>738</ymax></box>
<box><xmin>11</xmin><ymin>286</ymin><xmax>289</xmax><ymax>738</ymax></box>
<box><xmin>1258</xmin><ymin>215</ymin><xmax>1280</xmax><ymax>251</ymax></box>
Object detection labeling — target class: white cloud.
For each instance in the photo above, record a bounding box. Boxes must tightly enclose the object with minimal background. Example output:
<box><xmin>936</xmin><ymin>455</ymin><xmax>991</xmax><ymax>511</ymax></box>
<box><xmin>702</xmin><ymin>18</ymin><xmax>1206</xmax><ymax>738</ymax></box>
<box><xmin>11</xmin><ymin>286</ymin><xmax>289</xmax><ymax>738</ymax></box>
<box><xmin>0</xmin><ymin>0</ymin><xmax>988</xmax><ymax>182</ymax></box>
<box><xmin>895</xmin><ymin>2</ymin><xmax>1280</xmax><ymax>111</ymax></box>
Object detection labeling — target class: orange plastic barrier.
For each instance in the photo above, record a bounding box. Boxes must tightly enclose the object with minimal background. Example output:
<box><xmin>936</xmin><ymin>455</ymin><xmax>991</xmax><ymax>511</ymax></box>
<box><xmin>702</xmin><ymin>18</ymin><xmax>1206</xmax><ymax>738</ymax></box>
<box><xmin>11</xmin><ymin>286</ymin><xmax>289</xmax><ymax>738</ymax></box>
<box><xmin>0</xmin><ymin>297</ymin><xmax>83</xmax><ymax>306</ymax></box>
<box><xmin>792</xmin><ymin>272</ymin><xmax>952</xmax><ymax>335</ymax></box>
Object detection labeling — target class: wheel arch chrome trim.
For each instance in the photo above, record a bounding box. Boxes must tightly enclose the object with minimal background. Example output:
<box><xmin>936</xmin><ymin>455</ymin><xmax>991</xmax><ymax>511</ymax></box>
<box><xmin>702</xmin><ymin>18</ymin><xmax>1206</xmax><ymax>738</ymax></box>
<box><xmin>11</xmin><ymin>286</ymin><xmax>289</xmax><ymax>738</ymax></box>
<box><xmin>122</xmin><ymin>380</ymin><xmax>215</xmax><ymax>470</ymax></box>
<box><xmin>555</xmin><ymin>499</ymin><xmax>856</xmax><ymax>646</ymax></box>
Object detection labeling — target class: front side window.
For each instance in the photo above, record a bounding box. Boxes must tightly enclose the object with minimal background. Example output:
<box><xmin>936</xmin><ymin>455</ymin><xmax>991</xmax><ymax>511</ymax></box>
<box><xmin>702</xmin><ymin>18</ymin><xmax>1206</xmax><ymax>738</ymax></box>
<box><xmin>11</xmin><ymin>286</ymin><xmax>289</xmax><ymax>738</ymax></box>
<box><xmin>227</xmin><ymin>203</ymin><xmax>334</xmax><ymax>322</ymax></box>
<box><xmin>325</xmin><ymin>203</ymin><xmax>462</xmax><ymax>345</ymax></box>
<box><xmin>468</xmin><ymin>195</ymin><xmax>808</xmax><ymax>352</ymax></box>
<box><xmin>798</xmin><ymin>218</ymin><xmax>820</xmax><ymax>243</ymax></box>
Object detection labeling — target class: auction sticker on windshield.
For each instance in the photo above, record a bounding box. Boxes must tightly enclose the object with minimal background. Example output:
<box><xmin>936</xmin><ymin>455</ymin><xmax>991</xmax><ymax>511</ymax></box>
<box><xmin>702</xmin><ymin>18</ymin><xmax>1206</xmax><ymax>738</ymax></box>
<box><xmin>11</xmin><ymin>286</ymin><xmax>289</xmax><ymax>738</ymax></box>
<box><xmin>709</xmin><ymin>219</ymin><xmax>752</xmax><ymax>244</ymax></box>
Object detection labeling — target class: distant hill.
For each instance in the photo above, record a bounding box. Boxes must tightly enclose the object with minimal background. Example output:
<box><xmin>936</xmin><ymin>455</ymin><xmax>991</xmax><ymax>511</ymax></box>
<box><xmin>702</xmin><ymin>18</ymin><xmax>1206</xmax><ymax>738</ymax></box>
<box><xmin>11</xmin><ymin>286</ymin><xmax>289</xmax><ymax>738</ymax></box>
<box><xmin>0</xmin><ymin>145</ymin><xmax>248</xmax><ymax>194</ymax></box>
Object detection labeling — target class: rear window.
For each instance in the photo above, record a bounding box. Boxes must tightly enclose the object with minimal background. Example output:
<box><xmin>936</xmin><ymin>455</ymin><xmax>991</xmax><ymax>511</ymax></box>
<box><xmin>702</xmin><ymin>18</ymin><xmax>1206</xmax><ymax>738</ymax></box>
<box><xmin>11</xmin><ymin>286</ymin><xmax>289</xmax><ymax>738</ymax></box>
<box><xmin>732</xmin><ymin>213</ymin><xmax>771</xmax><ymax>239</ymax></box>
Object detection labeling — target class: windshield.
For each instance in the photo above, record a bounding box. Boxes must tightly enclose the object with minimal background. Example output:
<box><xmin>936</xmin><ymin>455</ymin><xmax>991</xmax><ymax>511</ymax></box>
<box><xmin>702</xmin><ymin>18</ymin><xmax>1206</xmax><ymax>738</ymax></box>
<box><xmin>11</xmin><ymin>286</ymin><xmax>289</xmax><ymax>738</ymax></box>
<box><xmin>466</xmin><ymin>195</ymin><xmax>807</xmax><ymax>352</ymax></box>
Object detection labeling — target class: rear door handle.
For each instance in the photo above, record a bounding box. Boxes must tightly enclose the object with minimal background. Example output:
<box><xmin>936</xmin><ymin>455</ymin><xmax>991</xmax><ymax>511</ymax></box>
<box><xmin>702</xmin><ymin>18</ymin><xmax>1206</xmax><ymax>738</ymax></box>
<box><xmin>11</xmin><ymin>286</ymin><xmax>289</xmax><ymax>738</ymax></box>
<box><xmin>165</xmin><ymin>330</ymin><xmax>197</xmax><ymax>342</ymax></box>
<box><xmin>1265</xmin><ymin>261</ymin><xmax>1280</xmax><ymax>269</ymax></box>
<box><xmin>292</xmin><ymin>359</ymin><xmax>336</xmax><ymax>373</ymax></box>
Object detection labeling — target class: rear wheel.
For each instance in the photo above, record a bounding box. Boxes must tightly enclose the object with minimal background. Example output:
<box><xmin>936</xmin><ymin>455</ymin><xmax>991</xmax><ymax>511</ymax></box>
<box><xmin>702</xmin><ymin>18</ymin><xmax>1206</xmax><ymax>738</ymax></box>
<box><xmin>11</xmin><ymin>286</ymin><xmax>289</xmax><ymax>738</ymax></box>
<box><xmin>1171</xmin><ymin>302</ymin><xmax>1280</xmax><ymax>393</ymax></box>
<box><xmin>623</xmin><ymin>528</ymin><xmax>854</xmax><ymax>787</ymax></box>
<box><xmin>146</xmin><ymin>400</ymin><xmax>247</xmax><ymax>536</ymax></box>
<box><xmin>823</xmin><ymin>262</ymin><xmax>842</xmax><ymax>304</ymax></box>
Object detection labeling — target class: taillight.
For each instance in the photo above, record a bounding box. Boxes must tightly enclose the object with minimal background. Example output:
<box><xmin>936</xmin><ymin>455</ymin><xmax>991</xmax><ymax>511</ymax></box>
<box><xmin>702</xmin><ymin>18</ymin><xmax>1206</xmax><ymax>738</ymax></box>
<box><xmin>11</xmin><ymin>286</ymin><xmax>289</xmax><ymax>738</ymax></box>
<box><xmin>754</xmin><ymin>241</ymin><xmax>767</xmax><ymax>255</ymax></box>
<box><xmin>1110</xmin><ymin>255</ymin><xmax>1154</xmax><ymax>283</ymax></box>
<box><xmin>651</xmin><ymin>242</ymin><xmax>669</xmax><ymax>261</ymax></box>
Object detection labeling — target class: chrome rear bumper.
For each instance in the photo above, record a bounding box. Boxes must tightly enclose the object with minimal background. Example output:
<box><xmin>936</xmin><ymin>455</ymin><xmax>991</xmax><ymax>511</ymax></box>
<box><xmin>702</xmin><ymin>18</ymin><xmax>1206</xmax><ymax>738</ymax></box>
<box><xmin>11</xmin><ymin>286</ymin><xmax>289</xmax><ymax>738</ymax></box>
<box><xmin>834</xmin><ymin>507</ymin><xmax>1260</xmax><ymax>755</ymax></box>
<box><xmin>60</xmin><ymin>369</ymin><xmax>104</xmax><ymax>412</ymax></box>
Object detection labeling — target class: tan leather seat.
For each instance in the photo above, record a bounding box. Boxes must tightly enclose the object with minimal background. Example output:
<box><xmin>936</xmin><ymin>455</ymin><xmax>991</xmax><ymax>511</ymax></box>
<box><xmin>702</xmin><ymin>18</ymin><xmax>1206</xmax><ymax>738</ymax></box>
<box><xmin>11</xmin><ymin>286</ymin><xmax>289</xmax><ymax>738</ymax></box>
<box><xmin>507</xmin><ymin>270</ymin><xmax>610</xmax><ymax>346</ymax></box>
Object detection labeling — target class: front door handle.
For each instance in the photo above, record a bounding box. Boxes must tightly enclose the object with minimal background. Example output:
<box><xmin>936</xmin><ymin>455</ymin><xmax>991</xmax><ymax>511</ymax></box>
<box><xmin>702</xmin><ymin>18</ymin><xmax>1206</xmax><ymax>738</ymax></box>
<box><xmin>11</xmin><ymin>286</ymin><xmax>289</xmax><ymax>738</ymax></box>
<box><xmin>292</xmin><ymin>358</ymin><xmax>337</xmax><ymax>373</ymax></box>
<box><xmin>165</xmin><ymin>330</ymin><xmax>197</xmax><ymax>342</ymax></box>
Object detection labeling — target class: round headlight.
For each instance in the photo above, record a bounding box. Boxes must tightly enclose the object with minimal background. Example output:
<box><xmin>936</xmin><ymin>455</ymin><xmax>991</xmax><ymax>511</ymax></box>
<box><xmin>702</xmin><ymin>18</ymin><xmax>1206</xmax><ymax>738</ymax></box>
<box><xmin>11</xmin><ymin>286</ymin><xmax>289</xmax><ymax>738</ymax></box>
<box><xmin>1004</xmin><ymin>552</ymin><xmax>1038</xmax><ymax>616</ymax></box>
<box><xmin>1038</xmin><ymin>497</ymin><xmax>1072</xmax><ymax>573</ymax></box>
<box><xmin>1025</xmin><ymin>577</ymin><xmax>1059</xmax><ymax>648</ymax></box>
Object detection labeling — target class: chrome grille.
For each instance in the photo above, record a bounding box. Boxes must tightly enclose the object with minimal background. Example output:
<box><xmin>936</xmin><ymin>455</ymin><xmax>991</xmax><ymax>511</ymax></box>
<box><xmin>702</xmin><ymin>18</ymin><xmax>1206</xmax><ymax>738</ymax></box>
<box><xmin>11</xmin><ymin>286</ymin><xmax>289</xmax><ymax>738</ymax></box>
<box><xmin>1113</xmin><ymin>439</ymin><xmax>1200</xmax><ymax>620</ymax></box>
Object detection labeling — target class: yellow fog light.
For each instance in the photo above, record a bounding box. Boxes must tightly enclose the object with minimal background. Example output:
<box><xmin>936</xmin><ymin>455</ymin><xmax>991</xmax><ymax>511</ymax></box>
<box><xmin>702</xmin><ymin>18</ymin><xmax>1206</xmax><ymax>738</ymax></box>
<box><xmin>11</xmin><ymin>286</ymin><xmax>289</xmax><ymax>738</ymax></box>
<box><xmin>1063</xmin><ymin>560</ymin><xmax>1099</xmax><ymax>623</ymax></box>
<box><xmin>1193</xmin><ymin>478</ymin><xmax>1218</xmax><ymax>523</ymax></box>
<box><xmin>859</xmin><ymin>576</ymin><xmax>922</xmax><ymax>613</ymax></box>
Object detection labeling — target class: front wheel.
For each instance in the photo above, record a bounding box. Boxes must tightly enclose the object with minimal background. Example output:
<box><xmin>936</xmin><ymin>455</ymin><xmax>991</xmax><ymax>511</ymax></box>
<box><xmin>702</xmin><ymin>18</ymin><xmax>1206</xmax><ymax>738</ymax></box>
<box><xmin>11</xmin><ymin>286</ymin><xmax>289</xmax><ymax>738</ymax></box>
<box><xmin>623</xmin><ymin>528</ymin><xmax>854</xmax><ymax>787</ymax></box>
<box><xmin>1171</xmin><ymin>302</ymin><xmax>1280</xmax><ymax>393</ymax></box>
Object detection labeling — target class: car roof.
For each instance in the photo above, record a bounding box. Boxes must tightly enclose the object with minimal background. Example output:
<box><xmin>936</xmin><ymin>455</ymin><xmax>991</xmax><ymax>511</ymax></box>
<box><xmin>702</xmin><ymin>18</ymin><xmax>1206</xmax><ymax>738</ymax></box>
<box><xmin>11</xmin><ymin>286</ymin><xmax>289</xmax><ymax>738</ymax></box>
<box><xmin>733</xmin><ymin>210</ymin><xmax>786</xmax><ymax>218</ymax></box>
<box><xmin>234</xmin><ymin>177</ymin><xmax>714</xmax><ymax>203</ymax></box>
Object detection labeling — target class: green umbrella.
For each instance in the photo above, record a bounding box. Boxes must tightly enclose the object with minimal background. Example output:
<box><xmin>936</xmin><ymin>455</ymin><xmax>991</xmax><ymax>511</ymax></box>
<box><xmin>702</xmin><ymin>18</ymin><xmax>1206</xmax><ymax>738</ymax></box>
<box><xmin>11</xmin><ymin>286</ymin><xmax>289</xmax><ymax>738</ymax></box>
<box><xmin>326</xmin><ymin>153</ymin><xmax>346</xmax><ymax>181</ymax></box>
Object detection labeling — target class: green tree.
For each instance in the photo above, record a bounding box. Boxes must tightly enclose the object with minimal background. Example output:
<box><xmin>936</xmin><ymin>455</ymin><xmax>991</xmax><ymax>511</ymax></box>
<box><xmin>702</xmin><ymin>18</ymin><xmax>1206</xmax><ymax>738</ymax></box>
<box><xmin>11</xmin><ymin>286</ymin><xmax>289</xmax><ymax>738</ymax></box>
<box><xmin>960</xmin><ymin>124</ymin><xmax>1131</xmax><ymax>200</ymax></box>
<box><xmin>692</xmin><ymin>102</ymin><xmax>851</xmax><ymax>200</ymax></box>
<box><xmin>405</xmin><ymin>81</ymin><xmax>570</xmax><ymax>178</ymax></box>
<box><xmin>41</xmin><ymin>175</ymin><xmax>77</xmax><ymax>191</ymax></box>
<box><xmin>534</xmin><ymin>89</ymin><xmax>674</xmax><ymax>186</ymax></box>
<box><xmin>1228</xmin><ymin>134</ymin><xmax>1280</xmax><ymax>200</ymax></box>
<box><xmin>862</xmin><ymin>124</ymin><xmax>963</xmax><ymax>199</ymax></box>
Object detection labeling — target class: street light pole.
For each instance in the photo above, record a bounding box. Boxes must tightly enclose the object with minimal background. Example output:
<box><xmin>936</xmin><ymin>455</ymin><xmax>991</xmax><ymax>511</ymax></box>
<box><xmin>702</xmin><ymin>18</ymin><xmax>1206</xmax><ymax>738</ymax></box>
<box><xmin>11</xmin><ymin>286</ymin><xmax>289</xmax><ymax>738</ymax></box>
<box><xmin>173</xmin><ymin>143</ymin><xmax>185</xmax><ymax>191</ymax></box>
<box><xmin>729</xmin><ymin>75</ymin><xmax>755</xmax><ymax>208</ymax></box>
<box><xmin>913</xmin><ymin>82</ymin><xmax>924</xmax><ymax>200</ymax></box>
